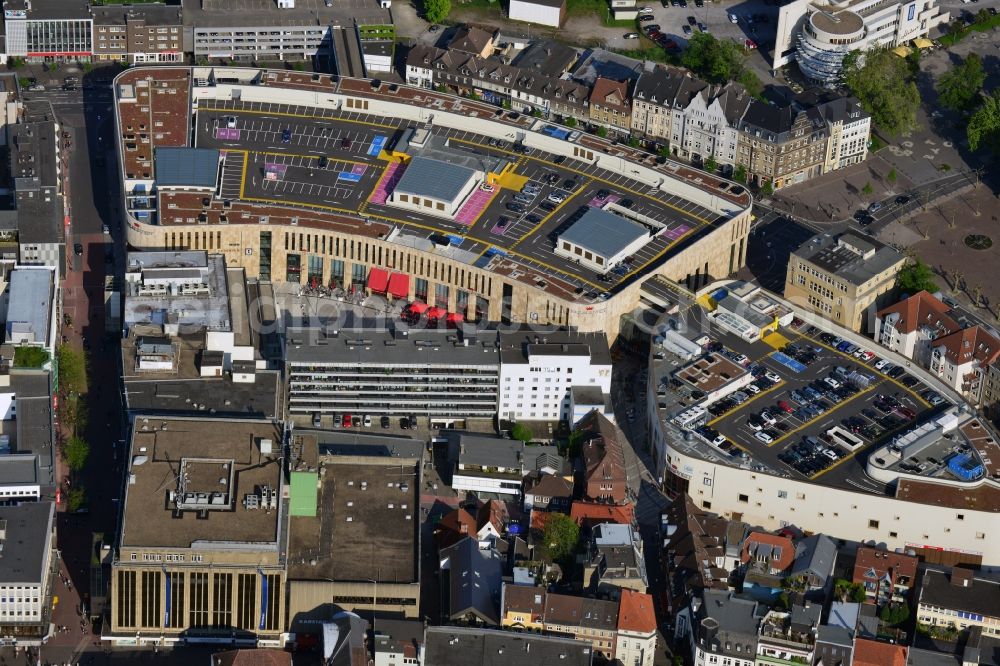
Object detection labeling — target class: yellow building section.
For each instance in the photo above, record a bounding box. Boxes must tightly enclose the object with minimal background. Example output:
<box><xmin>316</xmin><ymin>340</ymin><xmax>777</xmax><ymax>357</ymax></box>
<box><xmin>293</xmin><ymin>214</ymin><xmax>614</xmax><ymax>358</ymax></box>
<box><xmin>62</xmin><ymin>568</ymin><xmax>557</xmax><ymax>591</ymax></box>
<box><xmin>697</xmin><ymin>294</ymin><xmax>717</xmax><ymax>311</ymax></box>
<box><xmin>762</xmin><ymin>330</ymin><xmax>791</xmax><ymax>349</ymax></box>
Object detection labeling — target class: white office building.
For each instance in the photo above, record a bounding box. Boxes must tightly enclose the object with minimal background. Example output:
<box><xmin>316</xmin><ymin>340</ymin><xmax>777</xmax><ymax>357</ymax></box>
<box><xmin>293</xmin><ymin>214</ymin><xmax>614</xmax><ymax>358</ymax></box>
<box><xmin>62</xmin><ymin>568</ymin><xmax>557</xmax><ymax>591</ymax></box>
<box><xmin>772</xmin><ymin>0</ymin><xmax>949</xmax><ymax>84</ymax></box>
<box><xmin>498</xmin><ymin>330</ymin><xmax>612</xmax><ymax>422</ymax></box>
<box><xmin>0</xmin><ymin>502</ymin><xmax>55</xmax><ymax>643</ymax></box>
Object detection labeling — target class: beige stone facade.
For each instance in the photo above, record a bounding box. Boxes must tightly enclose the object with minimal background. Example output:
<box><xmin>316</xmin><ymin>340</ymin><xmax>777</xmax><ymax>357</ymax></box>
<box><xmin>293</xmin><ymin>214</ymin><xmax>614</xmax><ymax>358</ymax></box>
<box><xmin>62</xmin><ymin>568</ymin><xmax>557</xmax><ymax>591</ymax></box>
<box><xmin>126</xmin><ymin>209</ymin><xmax>751</xmax><ymax>340</ymax></box>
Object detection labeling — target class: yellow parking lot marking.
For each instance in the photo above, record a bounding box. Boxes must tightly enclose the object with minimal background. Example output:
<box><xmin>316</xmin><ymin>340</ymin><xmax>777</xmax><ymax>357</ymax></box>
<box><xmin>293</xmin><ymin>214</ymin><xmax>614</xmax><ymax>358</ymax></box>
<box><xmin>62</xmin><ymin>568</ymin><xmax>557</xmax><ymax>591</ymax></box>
<box><xmin>512</xmin><ymin>180</ymin><xmax>592</xmax><ymax>247</ymax></box>
<box><xmin>236</xmin><ymin>149</ymin><xmax>249</xmax><ymax>199</ymax></box>
<box><xmin>199</xmin><ymin>103</ymin><xmax>396</xmax><ymax>130</ymax></box>
<box><xmin>707</xmin><ymin>381</ymin><xmax>785</xmax><ymax>426</ymax></box>
<box><xmin>810</xmin><ymin>415</ymin><xmax>919</xmax><ymax>480</ymax></box>
<box><xmin>764</xmin><ymin>381</ymin><xmax>880</xmax><ymax>449</ymax></box>
<box><xmin>255</xmin><ymin>150</ymin><xmax>371</xmax><ymax>168</ymax></box>
<box><xmin>806</xmin><ymin>336</ymin><xmax>930</xmax><ymax>408</ymax></box>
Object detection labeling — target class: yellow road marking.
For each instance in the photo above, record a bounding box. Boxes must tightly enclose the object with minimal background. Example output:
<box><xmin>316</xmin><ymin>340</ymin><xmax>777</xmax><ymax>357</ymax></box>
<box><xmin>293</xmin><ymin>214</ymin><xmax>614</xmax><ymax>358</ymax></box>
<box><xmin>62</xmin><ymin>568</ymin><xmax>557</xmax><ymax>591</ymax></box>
<box><xmin>806</xmin><ymin>336</ymin><xmax>930</xmax><ymax>408</ymax></box>
<box><xmin>199</xmin><ymin>103</ymin><xmax>396</xmax><ymax>130</ymax></box>
<box><xmin>512</xmin><ymin>179</ymin><xmax>592</xmax><ymax>248</ymax></box>
<box><xmin>236</xmin><ymin>149</ymin><xmax>249</xmax><ymax>199</ymax></box>
<box><xmin>809</xmin><ymin>414</ymin><xmax>917</xmax><ymax>480</ymax></box>
<box><xmin>254</xmin><ymin>150</ymin><xmax>372</xmax><ymax>168</ymax></box>
<box><xmin>764</xmin><ymin>381</ymin><xmax>880</xmax><ymax>449</ymax></box>
<box><xmin>707</xmin><ymin>381</ymin><xmax>785</xmax><ymax>426</ymax></box>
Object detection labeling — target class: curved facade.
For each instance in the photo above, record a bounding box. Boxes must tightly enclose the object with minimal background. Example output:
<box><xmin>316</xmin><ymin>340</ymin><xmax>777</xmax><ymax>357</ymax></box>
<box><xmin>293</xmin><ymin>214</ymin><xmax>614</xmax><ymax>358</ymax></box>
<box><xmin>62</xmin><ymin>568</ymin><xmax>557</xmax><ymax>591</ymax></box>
<box><xmin>796</xmin><ymin>11</ymin><xmax>866</xmax><ymax>85</ymax></box>
<box><xmin>115</xmin><ymin>67</ymin><xmax>753</xmax><ymax>340</ymax></box>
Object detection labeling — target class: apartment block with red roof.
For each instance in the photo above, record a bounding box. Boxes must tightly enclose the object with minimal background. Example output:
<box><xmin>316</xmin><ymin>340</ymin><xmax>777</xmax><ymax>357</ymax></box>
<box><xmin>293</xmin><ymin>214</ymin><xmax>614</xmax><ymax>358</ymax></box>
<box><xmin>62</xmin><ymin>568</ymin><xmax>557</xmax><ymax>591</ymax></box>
<box><xmin>851</xmin><ymin>546</ymin><xmax>917</xmax><ymax>607</ymax></box>
<box><xmin>578</xmin><ymin>411</ymin><xmax>629</xmax><ymax>504</ymax></box>
<box><xmin>740</xmin><ymin>531</ymin><xmax>795</xmax><ymax>577</ymax></box>
<box><xmin>929</xmin><ymin>325</ymin><xmax>1000</xmax><ymax>404</ymax></box>
<box><xmin>616</xmin><ymin>589</ymin><xmax>658</xmax><ymax>666</ymax></box>
<box><xmin>852</xmin><ymin>638</ymin><xmax>907</xmax><ymax>666</ymax></box>
<box><xmin>875</xmin><ymin>291</ymin><xmax>960</xmax><ymax>367</ymax></box>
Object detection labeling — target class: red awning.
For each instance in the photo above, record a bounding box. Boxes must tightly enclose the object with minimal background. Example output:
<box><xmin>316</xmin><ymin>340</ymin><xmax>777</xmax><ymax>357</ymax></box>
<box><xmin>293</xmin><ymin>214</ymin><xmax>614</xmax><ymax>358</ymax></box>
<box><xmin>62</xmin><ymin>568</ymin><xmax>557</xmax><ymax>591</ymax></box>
<box><xmin>446</xmin><ymin>312</ymin><xmax>465</xmax><ymax>325</ymax></box>
<box><xmin>427</xmin><ymin>307</ymin><xmax>447</xmax><ymax>321</ymax></box>
<box><xmin>368</xmin><ymin>267</ymin><xmax>389</xmax><ymax>293</ymax></box>
<box><xmin>405</xmin><ymin>302</ymin><xmax>429</xmax><ymax>315</ymax></box>
<box><xmin>388</xmin><ymin>272</ymin><xmax>410</xmax><ymax>299</ymax></box>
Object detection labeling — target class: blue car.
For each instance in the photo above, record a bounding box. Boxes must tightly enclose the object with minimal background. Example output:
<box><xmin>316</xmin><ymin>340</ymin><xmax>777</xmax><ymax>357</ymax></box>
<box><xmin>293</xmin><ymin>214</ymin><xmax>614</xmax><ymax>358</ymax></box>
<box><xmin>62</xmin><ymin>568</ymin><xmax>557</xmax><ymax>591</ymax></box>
<box><xmin>281</xmin><ymin>128</ymin><xmax>292</xmax><ymax>143</ymax></box>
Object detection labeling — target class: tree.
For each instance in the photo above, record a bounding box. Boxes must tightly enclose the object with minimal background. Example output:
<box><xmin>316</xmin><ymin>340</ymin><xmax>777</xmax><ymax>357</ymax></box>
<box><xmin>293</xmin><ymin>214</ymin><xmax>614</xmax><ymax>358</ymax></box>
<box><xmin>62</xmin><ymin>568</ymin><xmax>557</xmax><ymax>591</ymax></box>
<box><xmin>510</xmin><ymin>422</ymin><xmax>532</xmax><ymax>443</ymax></box>
<box><xmin>63</xmin><ymin>436</ymin><xmax>90</xmax><ymax>473</ymax></box>
<box><xmin>886</xmin><ymin>168</ymin><xmax>897</xmax><ymax>185</ymax></box>
<box><xmin>862</xmin><ymin>181</ymin><xmax>873</xmax><ymax>198</ymax></box>
<box><xmin>897</xmin><ymin>259</ymin><xmax>939</xmax><ymax>293</ymax></box>
<box><xmin>733</xmin><ymin>164</ymin><xmax>747</xmax><ymax>184</ymax></box>
<box><xmin>880</xmin><ymin>602</ymin><xmax>911</xmax><ymax>627</ymax></box>
<box><xmin>843</xmin><ymin>49</ymin><xmax>920</xmax><ymax>136</ymax></box>
<box><xmin>541</xmin><ymin>512</ymin><xmax>580</xmax><ymax>563</ymax></box>
<box><xmin>13</xmin><ymin>346</ymin><xmax>50</xmax><ymax>368</ymax></box>
<box><xmin>760</xmin><ymin>179</ymin><xmax>773</xmax><ymax>196</ymax></box>
<box><xmin>66</xmin><ymin>487</ymin><xmax>87</xmax><ymax>513</ymax></box>
<box><xmin>564</xmin><ymin>116</ymin><xmax>577</xmax><ymax>128</ymax></box>
<box><xmin>627</xmin><ymin>137</ymin><xmax>640</xmax><ymax>148</ymax></box>
<box><xmin>704</xmin><ymin>154</ymin><xmax>717</xmax><ymax>172</ymax></box>
<box><xmin>937</xmin><ymin>53</ymin><xmax>986</xmax><ymax>112</ymax></box>
<box><xmin>658</xmin><ymin>145</ymin><xmax>671</xmax><ymax>159</ymax></box>
<box><xmin>596</xmin><ymin>126</ymin><xmax>608</xmax><ymax>138</ymax></box>
<box><xmin>968</xmin><ymin>89</ymin><xmax>1000</xmax><ymax>154</ymax></box>
<box><xmin>681</xmin><ymin>32</ymin><xmax>757</xmax><ymax>94</ymax></box>
<box><xmin>423</xmin><ymin>0</ymin><xmax>451</xmax><ymax>24</ymax></box>
<box><xmin>57</xmin><ymin>344</ymin><xmax>88</xmax><ymax>396</ymax></box>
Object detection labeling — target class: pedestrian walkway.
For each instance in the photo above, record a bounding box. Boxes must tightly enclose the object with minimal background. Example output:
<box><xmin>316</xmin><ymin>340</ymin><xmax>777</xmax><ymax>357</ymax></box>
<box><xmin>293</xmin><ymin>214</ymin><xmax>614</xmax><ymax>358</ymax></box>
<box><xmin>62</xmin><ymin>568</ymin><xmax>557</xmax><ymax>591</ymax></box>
<box><xmin>368</xmin><ymin>160</ymin><xmax>406</xmax><ymax>205</ymax></box>
<box><xmin>454</xmin><ymin>188</ymin><xmax>496</xmax><ymax>226</ymax></box>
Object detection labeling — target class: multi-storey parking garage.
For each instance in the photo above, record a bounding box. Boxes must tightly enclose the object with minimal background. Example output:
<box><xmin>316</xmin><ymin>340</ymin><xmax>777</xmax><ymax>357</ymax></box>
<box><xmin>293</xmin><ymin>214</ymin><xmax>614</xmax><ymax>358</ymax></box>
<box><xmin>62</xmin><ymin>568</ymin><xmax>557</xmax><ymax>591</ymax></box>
<box><xmin>114</xmin><ymin>67</ymin><xmax>753</xmax><ymax>339</ymax></box>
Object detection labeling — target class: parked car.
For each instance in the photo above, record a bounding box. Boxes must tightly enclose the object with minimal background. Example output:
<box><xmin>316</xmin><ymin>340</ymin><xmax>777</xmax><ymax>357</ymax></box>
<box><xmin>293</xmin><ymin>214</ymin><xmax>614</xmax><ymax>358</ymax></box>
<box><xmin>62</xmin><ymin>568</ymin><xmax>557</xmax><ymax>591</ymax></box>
<box><xmin>624</xmin><ymin>32</ymin><xmax>640</xmax><ymax>38</ymax></box>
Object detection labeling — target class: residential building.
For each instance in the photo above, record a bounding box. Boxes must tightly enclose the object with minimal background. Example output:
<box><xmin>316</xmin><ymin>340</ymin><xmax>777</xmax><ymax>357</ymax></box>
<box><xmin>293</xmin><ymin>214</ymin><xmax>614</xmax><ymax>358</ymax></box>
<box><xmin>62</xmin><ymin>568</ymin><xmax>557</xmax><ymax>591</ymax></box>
<box><xmin>735</xmin><ymin>100</ymin><xmax>827</xmax><ymax>189</ymax></box>
<box><xmin>498</xmin><ymin>330</ymin><xmax>612</xmax><ymax>423</ymax></box>
<box><xmin>285</xmin><ymin>431</ymin><xmax>422</xmax><ymax>621</ymax></box>
<box><xmin>184</xmin><ymin>0</ymin><xmax>391</xmax><ymax>62</ymax></box>
<box><xmin>284</xmin><ymin>325</ymin><xmax>500</xmax><ymax>429</ymax></box>
<box><xmin>0</xmin><ymin>502</ymin><xmax>55</xmax><ymax>645</ymax></box>
<box><xmin>501</xmin><ymin>585</ymin><xmax>621</xmax><ymax>660</ymax></box>
<box><xmin>676</xmin><ymin>590</ymin><xmax>759</xmax><ymax>666</ymax></box>
<box><xmin>404</xmin><ymin>44</ymin><xmax>590</xmax><ymax>121</ymax></box>
<box><xmin>852</xmin><ymin>638</ymin><xmax>907</xmax><ymax>666</ymax></box>
<box><xmin>9</xmin><ymin>105</ymin><xmax>64</xmax><ymax>268</ymax></box>
<box><xmin>439</xmin><ymin>536</ymin><xmax>503</xmax><ymax>626</ymax></box>
<box><xmin>659</xmin><ymin>495</ymin><xmax>734</xmax><ymax>618</ymax></box>
<box><xmin>523</xmin><ymin>473</ymin><xmax>574</xmax><ymax>512</ymax></box>
<box><xmin>0</xmin><ymin>454</ymin><xmax>42</xmax><ymax>504</ymax></box>
<box><xmin>579</xmin><ymin>411</ymin><xmax>629</xmax><ymax>504</ymax></box>
<box><xmin>789</xmin><ymin>534</ymin><xmax>837</xmax><ymax>599</ymax></box>
<box><xmin>852</xmin><ymin>547</ymin><xmax>918</xmax><ymax>607</ymax></box>
<box><xmin>91</xmin><ymin>4</ymin><xmax>184</xmax><ymax>64</ymax></box>
<box><xmin>423</xmin><ymin>625</ymin><xmax>593</xmax><ymax>666</ymax></box>
<box><xmin>756</xmin><ymin>605</ymin><xmax>819</xmax><ymax>666</ymax></box>
<box><xmin>2</xmin><ymin>0</ymin><xmax>93</xmax><ymax>62</ymax></box>
<box><xmin>434</xmin><ymin>507</ymin><xmax>478</xmax><ymax>550</ymax></box>
<box><xmin>916</xmin><ymin>569</ymin><xmax>1000</xmax><ymax>638</ymax></box>
<box><xmin>508</xmin><ymin>0</ymin><xmax>566</xmax><ymax>28</ymax></box>
<box><xmin>109</xmin><ymin>417</ymin><xmax>287</xmax><ymax>646</ymax></box>
<box><xmin>817</xmin><ymin>96</ymin><xmax>871</xmax><ymax>171</ymax></box>
<box><xmin>590</xmin><ymin>78</ymin><xmax>632</xmax><ymax>134</ymax></box>
<box><xmin>446</xmin><ymin>26</ymin><xmax>497</xmax><ymax>58</ymax></box>
<box><xmin>875</xmin><ymin>291</ymin><xmax>960</xmax><ymax>367</ymax></box>
<box><xmin>4</xmin><ymin>267</ymin><xmax>56</xmax><ymax>354</ymax></box>
<box><xmin>571</xmin><ymin>501</ymin><xmax>635</xmax><ymax>530</ymax></box>
<box><xmin>928</xmin><ymin>326</ymin><xmax>1000</xmax><ymax>405</ymax></box>
<box><xmin>616</xmin><ymin>589</ymin><xmax>658</xmax><ymax>666</ymax></box>
<box><xmin>740</xmin><ymin>531</ymin><xmax>795</xmax><ymax>578</ymax></box>
<box><xmin>450</xmin><ymin>433</ymin><xmax>566</xmax><ymax>498</ymax></box>
<box><xmin>372</xmin><ymin>619</ymin><xmax>424</xmax><ymax>666</ymax></box>
<box><xmin>584</xmin><ymin>523</ymin><xmax>648</xmax><ymax>596</ymax></box>
<box><xmin>773</xmin><ymin>0</ymin><xmax>949</xmax><ymax>84</ymax></box>
<box><xmin>784</xmin><ymin>233</ymin><xmax>906</xmax><ymax>332</ymax></box>
<box><xmin>812</xmin><ymin>625</ymin><xmax>854</xmax><ymax>666</ymax></box>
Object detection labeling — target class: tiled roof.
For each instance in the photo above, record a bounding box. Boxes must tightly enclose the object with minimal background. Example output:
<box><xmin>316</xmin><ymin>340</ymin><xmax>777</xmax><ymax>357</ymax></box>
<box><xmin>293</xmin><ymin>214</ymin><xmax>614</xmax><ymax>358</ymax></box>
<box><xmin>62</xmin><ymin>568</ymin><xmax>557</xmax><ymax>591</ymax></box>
<box><xmin>525</xmin><ymin>474</ymin><xmax>574</xmax><ymax>499</ymax></box>
<box><xmin>591</xmin><ymin>77</ymin><xmax>630</xmax><ymax>110</ymax></box>
<box><xmin>502</xmin><ymin>583</ymin><xmax>547</xmax><ymax>621</ymax></box>
<box><xmin>570</xmin><ymin>501</ymin><xmax>634</xmax><ymax>527</ymax></box>
<box><xmin>211</xmin><ymin>649</ymin><xmax>292</xmax><ymax>666</ymax></box>
<box><xmin>853</xmin><ymin>546</ymin><xmax>917</xmax><ymax>581</ymax></box>
<box><xmin>617</xmin><ymin>589</ymin><xmax>656</xmax><ymax>634</ymax></box>
<box><xmin>935</xmin><ymin>325</ymin><xmax>1000</xmax><ymax>368</ymax></box>
<box><xmin>853</xmin><ymin>638</ymin><xmax>907</xmax><ymax>666</ymax></box>
<box><xmin>877</xmin><ymin>291</ymin><xmax>958</xmax><ymax>336</ymax></box>
<box><xmin>435</xmin><ymin>507</ymin><xmax>476</xmax><ymax>549</ymax></box>
<box><xmin>740</xmin><ymin>531</ymin><xmax>795</xmax><ymax>570</ymax></box>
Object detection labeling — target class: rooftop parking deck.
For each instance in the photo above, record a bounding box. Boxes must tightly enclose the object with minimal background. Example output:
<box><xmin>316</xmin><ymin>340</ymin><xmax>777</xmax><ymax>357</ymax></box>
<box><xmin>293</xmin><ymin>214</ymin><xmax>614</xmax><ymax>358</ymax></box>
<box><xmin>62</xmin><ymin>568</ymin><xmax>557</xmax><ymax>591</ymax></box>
<box><xmin>650</xmin><ymin>300</ymin><xmax>969</xmax><ymax>496</ymax></box>
<box><xmin>115</xmin><ymin>68</ymin><xmax>752</xmax><ymax>308</ymax></box>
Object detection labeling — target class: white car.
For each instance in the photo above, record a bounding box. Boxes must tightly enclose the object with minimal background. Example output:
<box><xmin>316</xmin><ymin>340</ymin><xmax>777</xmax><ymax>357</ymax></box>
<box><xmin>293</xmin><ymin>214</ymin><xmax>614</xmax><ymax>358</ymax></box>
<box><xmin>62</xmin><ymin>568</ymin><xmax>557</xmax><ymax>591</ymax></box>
<box><xmin>754</xmin><ymin>431</ymin><xmax>774</xmax><ymax>444</ymax></box>
<box><xmin>733</xmin><ymin>353</ymin><xmax>750</xmax><ymax>365</ymax></box>
<box><xmin>744</xmin><ymin>384</ymin><xmax>761</xmax><ymax>395</ymax></box>
<box><xmin>547</xmin><ymin>192</ymin><xmax>566</xmax><ymax>204</ymax></box>
<box><xmin>759</xmin><ymin>410</ymin><xmax>776</xmax><ymax>426</ymax></box>
<box><xmin>822</xmin><ymin>448</ymin><xmax>839</xmax><ymax>461</ymax></box>
<box><xmin>638</xmin><ymin>5</ymin><xmax>652</xmax><ymax>10</ymax></box>
<box><xmin>875</xmin><ymin>359</ymin><xmax>892</xmax><ymax>371</ymax></box>
<box><xmin>728</xmin><ymin>12</ymin><xmax>739</xmax><ymax>22</ymax></box>
<box><xmin>747</xmin><ymin>419</ymin><xmax>763</xmax><ymax>432</ymax></box>
<box><xmin>363</xmin><ymin>415</ymin><xmax>372</xmax><ymax>427</ymax></box>
<box><xmin>712</xmin><ymin>435</ymin><xmax>728</xmax><ymax>446</ymax></box>
<box><xmin>823</xmin><ymin>376</ymin><xmax>842</xmax><ymax>389</ymax></box>
<box><xmin>481</xmin><ymin>183</ymin><xmax>495</xmax><ymax>192</ymax></box>
<box><xmin>764</xmin><ymin>370</ymin><xmax>780</xmax><ymax>383</ymax></box>
<box><xmin>226</xmin><ymin>115</ymin><xmax>238</xmax><ymax>128</ymax></box>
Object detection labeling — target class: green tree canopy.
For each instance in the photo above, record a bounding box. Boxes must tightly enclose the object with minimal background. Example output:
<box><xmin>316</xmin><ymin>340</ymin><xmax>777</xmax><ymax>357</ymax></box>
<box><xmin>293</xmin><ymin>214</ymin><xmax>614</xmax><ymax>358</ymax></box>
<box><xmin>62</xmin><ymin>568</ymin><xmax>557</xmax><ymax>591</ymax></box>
<box><xmin>937</xmin><ymin>53</ymin><xmax>986</xmax><ymax>112</ymax></box>
<box><xmin>510</xmin><ymin>422</ymin><xmax>532</xmax><ymax>443</ymax></box>
<box><xmin>843</xmin><ymin>49</ymin><xmax>920</xmax><ymax>136</ymax></box>
<box><xmin>541</xmin><ymin>512</ymin><xmax>580</xmax><ymax>563</ymax></box>
<box><xmin>423</xmin><ymin>0</ymin><xmax>451</xmax><ymax>24</ymax></box>
<box><xmin>968</xmin><ymin>89</ymin><xmax>1000</xmax><ymax>154</ymax></box>
<box><xmin>886</xmin><ymin>168</ymin><xmax>897</xmax><ymax>185</ymax></box>
<box><xmin>67</xmin><ymin>487</ymin><xmax>87</xmax><ymax>513</ymax></box>
<box><xmin>897</xmin><ymin>259</ymin><xmax>939</xmax><ymax>294</ymax></box>
<box><xmin>733</xmin><ymin>164</ymin><xmax>747</xmax><ymax>184</ymax></box>
<box><xmin>13</xmin><ymin>346</ymin><xmax>49</xmax><ymax>368</ymax></box>
<box><xmin>64</xmin><ymin>436</ymin><xmax>90</xmax><ymax>473</ymax></box>
<box><xmin>704</xmin><ymin>154</ymin><xmax>718</xmax><ymax>172</ymax></box>
<box><xmin>57</xmin><ymin>344</ymin><xmax>88</xmax><ymax>395</ymax></box>
<box><xmin>862</xmin><ymin>181</ymin><xmax>874</xmax><ymax>197</ymax></box>
<box><xmin>880</xmin><ymin>602</ymin><xmax>911</xmax><ymax>627</ymax></box>
<box><xmin>681</xmin><ymin>32</ymin><xmax>759</xmax><ymax>95</ymax></box>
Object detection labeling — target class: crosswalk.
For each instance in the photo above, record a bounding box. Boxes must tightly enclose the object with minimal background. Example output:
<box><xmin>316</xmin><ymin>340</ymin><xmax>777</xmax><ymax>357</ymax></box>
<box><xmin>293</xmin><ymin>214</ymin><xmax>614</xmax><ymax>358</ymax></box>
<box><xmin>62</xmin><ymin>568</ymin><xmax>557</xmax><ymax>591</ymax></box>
<box><xmin>219</xmin><ymin>152</ymin><xmax>246</xmax><ymax>200</ymax></box>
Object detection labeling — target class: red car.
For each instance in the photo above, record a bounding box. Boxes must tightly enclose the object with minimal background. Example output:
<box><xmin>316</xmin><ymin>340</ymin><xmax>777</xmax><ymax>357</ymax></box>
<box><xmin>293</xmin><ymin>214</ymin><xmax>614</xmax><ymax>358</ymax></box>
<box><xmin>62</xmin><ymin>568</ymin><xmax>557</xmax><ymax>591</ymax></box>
<box><xmin>777</xmin><ymin>400</ymin><xmax>793</xmax><ymax>414</ymax></box>
<box><xmin>342</xmin><ymin>412</ymin><xmax>353</xmax><ymax>427</ymax></box>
